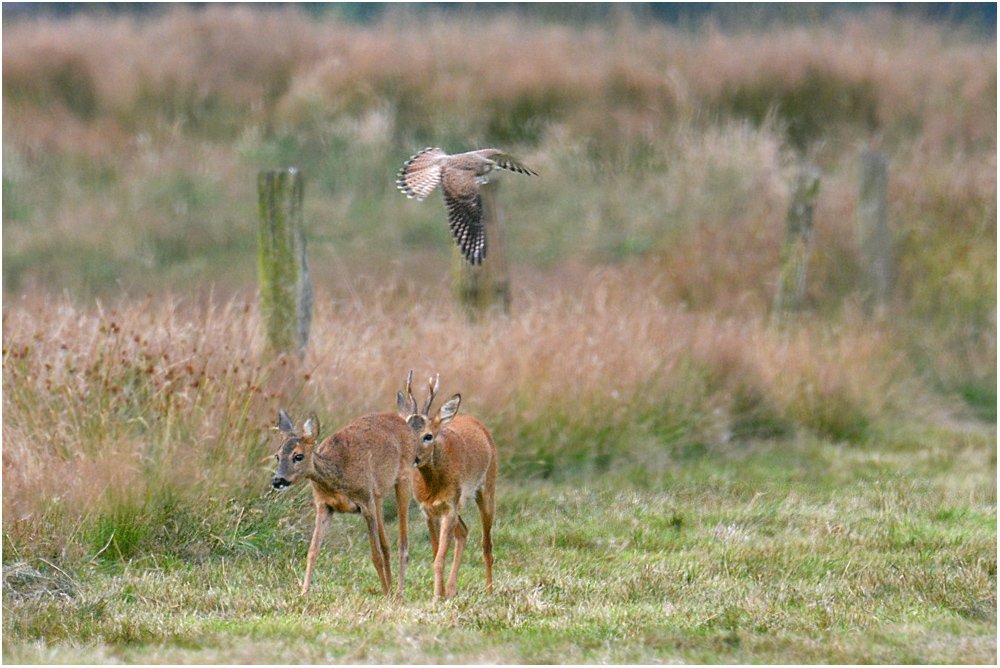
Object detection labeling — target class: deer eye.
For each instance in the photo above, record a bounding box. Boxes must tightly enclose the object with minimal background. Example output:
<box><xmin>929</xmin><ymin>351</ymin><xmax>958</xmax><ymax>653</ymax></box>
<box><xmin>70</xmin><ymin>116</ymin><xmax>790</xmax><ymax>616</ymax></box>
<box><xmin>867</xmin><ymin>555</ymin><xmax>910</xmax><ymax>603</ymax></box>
<box><xmin>422</xmin><ymin>434</ymin><xmax>434</xmax><ymax>443</ymax></box>
<box><xmin>293</xmin><ymin>453</ymin><xmax>304</xmax><ymax>462</ymax></box>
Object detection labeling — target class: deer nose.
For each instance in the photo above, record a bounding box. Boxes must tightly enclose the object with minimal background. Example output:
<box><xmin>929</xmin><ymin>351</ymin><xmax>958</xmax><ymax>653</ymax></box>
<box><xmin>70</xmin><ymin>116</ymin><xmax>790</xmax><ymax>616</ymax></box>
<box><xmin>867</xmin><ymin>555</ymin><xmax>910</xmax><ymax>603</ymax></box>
<box><xmin>272</xmin><ymin>477</ymin><xmax>290</xmax><ymax>489</ymax></box>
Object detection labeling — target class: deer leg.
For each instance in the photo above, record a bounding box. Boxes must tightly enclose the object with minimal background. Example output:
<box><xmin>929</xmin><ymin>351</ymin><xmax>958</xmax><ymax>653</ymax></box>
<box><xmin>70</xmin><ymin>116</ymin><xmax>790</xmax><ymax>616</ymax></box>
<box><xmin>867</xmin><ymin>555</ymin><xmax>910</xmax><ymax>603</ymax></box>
<box><xmin>434</xmin><ymin>511</ymin><xmax>458</xmax><ymax>602</ymax></box>
<box><xmin>445</xmin><ymin>515</ymin><xmax>469</xmax><ymax>599</ymax></box>
<box><xmin>373</xmin><ymin>495</ymin><xmax>393</xmax><ymax>596</ymax></box>
<box><xmin>395</xmin><ymin>476</ymin><xmax>411</xmax><ymax>600</ymax></box>
<box><xmin>360</xmin><ymin>502</ymin><xmax>390</xmax><ymax>595</ymax></box>
<box><xmin>302</xmin><ymin>504</ymin><xmax>333</xmax><ymax>596</ymax></box>
<box><xmin>425</xmin><ymin>513</ymin><xmax>442</xmax><ymax>561</ymax></box>
<box><xmin>477</xmin><ymin>488</ymin><xmax>495</xmax><ymax>594</ymax></box>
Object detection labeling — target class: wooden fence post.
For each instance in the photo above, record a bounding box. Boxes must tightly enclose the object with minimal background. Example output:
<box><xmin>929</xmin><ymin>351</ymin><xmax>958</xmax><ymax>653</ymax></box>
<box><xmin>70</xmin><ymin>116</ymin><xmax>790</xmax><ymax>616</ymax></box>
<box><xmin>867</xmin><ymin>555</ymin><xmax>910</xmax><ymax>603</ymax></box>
<box><xmin>857</xmin><ymin>150</ymin><xmax>892</xmax><ymax>313</ymax></box>
<box><xmin>257</xmin><ymin>168</ymin><xmax>312</xmax><ymax>357</ymax></box>
<box><xmin>773</xmin><ymin>163</ymin><xmax>821</xmax><ymax>318</ymax></box>
<box><xmin>452</xmin><ymin>181</ymin><xmax>512</xmax><ymax>320</ymax></box>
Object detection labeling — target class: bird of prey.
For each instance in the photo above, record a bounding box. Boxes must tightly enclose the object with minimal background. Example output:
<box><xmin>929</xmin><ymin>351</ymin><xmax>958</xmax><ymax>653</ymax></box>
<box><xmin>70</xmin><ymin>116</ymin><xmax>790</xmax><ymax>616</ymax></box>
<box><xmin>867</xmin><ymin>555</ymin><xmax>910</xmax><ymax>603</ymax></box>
<box><xmin>396</xmin><ymin>148</ymin><xmax>537</xmax><ymax>265</ymax></box>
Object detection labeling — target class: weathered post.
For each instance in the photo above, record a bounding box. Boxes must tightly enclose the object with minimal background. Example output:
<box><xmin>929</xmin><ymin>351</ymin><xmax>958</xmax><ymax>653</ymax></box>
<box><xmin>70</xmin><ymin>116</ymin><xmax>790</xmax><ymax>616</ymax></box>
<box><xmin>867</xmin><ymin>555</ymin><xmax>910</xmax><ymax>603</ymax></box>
<box><xmin>857</xmin><ymin>150</ymin><xmax>892</xmax><ymax>313</ymax></box>
<box><xmin>773</xmin><ymin>163</ymin><xmax>821</xmax><ymax>318</ymax></box>
<box><xmin>452</xmin><ymin>181</ymin><xmax>512</xmax><ymax>320</ymax></box>
<box><xmin>257</xmin><ymin>168</ymin><xmax>312</xmax><ymax>357</ymax></box>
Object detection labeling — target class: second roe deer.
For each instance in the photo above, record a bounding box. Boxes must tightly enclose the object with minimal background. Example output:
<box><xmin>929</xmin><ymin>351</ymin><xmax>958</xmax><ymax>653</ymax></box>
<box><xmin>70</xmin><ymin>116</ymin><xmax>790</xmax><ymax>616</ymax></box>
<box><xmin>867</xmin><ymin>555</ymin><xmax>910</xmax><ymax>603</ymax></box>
<box><xmin>272</xmin><ymin>408</ymin><xmax>415</xmax><ymax>598</ymax></box>
<box><xmin>397</xmin><ymin>372</ymin><xmax>497</xmax><ymax>601</ymax></box>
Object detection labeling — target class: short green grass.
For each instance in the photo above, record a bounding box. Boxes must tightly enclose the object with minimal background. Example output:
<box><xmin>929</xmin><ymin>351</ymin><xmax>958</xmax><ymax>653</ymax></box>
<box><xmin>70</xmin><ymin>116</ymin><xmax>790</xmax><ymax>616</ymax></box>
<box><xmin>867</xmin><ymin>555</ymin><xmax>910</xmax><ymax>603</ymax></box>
<box><xmin>4</xmin><ymin>430</ymin><xmax>995</xmax><ymax>663</ymax></box>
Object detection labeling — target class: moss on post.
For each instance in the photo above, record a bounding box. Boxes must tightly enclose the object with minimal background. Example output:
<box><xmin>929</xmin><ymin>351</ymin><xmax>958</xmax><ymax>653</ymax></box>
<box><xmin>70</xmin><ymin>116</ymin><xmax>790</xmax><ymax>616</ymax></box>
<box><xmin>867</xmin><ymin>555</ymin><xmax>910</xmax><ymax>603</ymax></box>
<box><xmin>773</xmin><ymin>163</ymin><xmax>821</xmax><ymax>319</ymax></box>
<box><xmin>257</xmin><ymin>168</ymin><xmax>312</xmax><ymax>357</ymax></box>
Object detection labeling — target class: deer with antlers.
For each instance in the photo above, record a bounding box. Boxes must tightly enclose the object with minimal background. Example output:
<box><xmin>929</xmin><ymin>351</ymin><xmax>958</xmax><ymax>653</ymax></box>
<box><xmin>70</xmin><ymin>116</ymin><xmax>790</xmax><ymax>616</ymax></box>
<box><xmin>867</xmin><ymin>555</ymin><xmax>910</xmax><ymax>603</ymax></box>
<box><xmin>271</xmin><ymin>408</ymin><xmax>415</xmax><ymax>598</ymax></box>
<box><xmin>397</xmin><ymin>371</ymin><xmax>497</xmax><ymax>601</ymax></box>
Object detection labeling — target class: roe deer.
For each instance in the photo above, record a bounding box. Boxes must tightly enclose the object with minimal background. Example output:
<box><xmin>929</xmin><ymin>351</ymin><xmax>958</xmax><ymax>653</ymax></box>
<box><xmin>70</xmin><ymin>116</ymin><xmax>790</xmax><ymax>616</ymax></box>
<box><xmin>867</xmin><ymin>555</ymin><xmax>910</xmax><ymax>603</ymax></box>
<box><xmin>272</xmin><ymin>408</ymin><xmax>415</xmax><ymax>598</ymax></box>
<box><xmin>396</xmin><ymin>372</ymin><xmax>497</xmax><ymax>601</ymax></box>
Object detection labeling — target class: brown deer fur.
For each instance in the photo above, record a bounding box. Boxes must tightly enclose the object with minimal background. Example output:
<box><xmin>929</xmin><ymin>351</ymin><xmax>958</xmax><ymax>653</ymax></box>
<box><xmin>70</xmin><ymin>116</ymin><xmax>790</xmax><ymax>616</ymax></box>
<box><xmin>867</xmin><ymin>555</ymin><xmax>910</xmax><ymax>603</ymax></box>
<box><xmin>397</xmin><ymin>372</ymin><xmax>497</xmax><ymax>601</ymax></box>
<box><xmin>272</xmin><ymin>408</ymin><xmax>415</xmax><ymax>598</ymax></box>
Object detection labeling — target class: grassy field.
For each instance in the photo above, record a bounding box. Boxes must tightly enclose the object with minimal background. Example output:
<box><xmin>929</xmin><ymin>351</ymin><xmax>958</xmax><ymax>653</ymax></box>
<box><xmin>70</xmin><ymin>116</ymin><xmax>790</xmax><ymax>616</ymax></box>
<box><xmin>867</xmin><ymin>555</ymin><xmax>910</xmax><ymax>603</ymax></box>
<box><xmin>2</xmin><ymin>469</ymin><xmax>994</xmax><ymax>664</ymax></box>
<box><xmin>2</xmin><ymin>5</ymin><xmax>996</xmax><ymax>664</ymax></box>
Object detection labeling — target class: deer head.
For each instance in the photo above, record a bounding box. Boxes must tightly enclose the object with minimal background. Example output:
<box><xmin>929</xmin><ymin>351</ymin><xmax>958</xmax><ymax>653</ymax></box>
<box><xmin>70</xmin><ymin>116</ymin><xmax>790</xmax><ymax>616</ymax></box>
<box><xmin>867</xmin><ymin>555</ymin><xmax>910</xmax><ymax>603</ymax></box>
<box><xmin>411</xmin><ymin>394</ymin><xmax>461</xmax><ymax>469</ymax></box>
<box><xmin>272</xmin><ymin>408</ymin><xmax>319</xmax><ymax>489</ymax></box>
<box><xmin>397</xmin><ymin>370</ymin><xmax>458</xmax><ymax>467</ymax></box>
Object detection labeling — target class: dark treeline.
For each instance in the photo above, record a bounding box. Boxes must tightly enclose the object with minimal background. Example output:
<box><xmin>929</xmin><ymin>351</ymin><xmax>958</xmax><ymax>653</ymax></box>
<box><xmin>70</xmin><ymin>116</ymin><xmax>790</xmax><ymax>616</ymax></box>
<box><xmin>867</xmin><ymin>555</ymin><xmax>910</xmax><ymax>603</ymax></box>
<box><xmin>2</xmin><ymin>2</ymin><xmax>996</xmax><ymax>32</ymax></box>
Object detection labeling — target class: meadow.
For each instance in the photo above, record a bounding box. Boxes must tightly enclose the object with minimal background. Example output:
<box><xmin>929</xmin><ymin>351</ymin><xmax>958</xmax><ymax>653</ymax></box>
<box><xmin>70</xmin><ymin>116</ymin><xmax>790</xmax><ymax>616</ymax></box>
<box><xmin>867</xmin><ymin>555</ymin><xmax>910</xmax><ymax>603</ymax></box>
<box><xmin>2</xmin><ymin>5</ymin><xmax>996</xmax><ymax>663</ymax></box>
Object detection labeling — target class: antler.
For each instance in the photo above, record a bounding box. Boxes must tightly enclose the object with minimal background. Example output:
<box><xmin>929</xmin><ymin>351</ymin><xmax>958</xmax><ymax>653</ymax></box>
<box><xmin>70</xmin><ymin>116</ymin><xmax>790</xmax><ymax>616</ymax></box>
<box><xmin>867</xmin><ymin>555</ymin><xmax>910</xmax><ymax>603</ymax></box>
<box><xmin>422</xmin><ymin>374</ymin><xmax>440</xmax><ymax>416</ymax></box>
<box><xmin>405</xmin><ymin>370</ymin><xmax>418</xmax><ymax>415</ymax></box>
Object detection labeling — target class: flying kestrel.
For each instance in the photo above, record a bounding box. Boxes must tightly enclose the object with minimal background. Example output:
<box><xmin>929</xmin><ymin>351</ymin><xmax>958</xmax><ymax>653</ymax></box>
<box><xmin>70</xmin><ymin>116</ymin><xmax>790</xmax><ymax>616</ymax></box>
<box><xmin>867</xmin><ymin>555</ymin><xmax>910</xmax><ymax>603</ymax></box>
<box><xmin>396</xmin><ymin>148</ymin><xmax>538</xmax><ymax>265</ymax></box>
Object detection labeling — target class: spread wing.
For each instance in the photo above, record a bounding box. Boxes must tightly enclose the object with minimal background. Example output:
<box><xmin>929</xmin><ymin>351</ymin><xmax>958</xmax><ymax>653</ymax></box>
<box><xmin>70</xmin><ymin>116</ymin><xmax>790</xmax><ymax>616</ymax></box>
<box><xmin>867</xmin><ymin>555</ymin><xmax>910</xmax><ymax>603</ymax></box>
<box><xmin>442</xmin><ymin>167</ymin><xmax>487</xmax><ymax>265</ymax></box>
<box><xmin>396</xmin><ymin>147</ymin><xmax>447</xmax><ymax>200</ymax></box>
<box><xmin>471</xmin><ymin>149</ymin><xmax>538</xmax><ymax>176</ymax></box>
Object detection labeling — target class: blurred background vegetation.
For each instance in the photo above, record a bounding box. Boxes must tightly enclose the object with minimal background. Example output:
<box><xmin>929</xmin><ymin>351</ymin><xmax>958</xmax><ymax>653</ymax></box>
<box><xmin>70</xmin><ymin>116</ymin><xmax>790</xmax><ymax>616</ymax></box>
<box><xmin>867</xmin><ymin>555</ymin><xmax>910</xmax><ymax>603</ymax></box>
<box><xmin>3</xmin><ymin>3</ymin><xmax>994</xmax><ymax>303</ymax></box>
<box><xmin>4</xmin><ymin>2</ymin><xmax>994</xmax><ymax>382</ymax></box>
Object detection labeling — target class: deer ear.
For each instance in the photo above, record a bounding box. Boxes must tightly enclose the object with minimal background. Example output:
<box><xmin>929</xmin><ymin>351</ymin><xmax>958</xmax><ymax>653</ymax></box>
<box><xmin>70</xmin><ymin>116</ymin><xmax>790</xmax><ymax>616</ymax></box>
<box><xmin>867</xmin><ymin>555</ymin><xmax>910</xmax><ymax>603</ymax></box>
<box><xmin>302</xmin><ymin>414</ymin><xmax>319</xmax><ymax>442</ymax></box>
<box><xmin>278</xmin><ymin>408</ymin><xmax>295</xmax><ymax>434</ymax></box>
<box><xmin>397</xmin><ymin>391</ymin><xmax>412</xmax><ymax>416</ymax></box>
<box><xmin>438</xmin><ymin>394</ymin><xmax>461</xmax><ymax>425</ymax></box>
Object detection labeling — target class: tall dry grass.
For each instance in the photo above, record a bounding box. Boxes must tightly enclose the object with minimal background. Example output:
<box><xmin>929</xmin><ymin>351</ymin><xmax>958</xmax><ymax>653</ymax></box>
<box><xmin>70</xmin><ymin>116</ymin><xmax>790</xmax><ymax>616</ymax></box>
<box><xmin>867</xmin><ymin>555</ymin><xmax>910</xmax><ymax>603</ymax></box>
<box><xmin>2</xmin><ymin>295</ymin><xmax>273</xmax><ymax>559</ymax></box>
<box><xmin>2</xmin><ymin>266</ymin><xmax>953</xmax><ymax>562</ymax></box>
